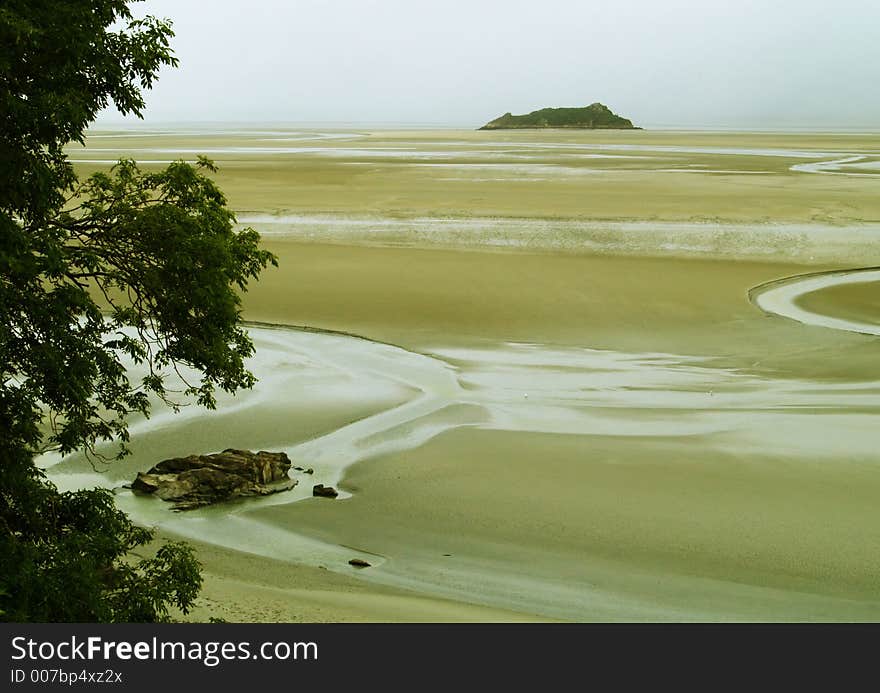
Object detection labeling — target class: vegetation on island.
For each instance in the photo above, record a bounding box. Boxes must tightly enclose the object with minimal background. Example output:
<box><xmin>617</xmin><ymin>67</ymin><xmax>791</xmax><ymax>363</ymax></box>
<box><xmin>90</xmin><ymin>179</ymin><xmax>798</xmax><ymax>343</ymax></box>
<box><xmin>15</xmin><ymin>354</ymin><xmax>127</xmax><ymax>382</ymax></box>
<box><xmin>0</xmin><ymin>0</ymin><xmax>275</xmax><ymax>621</ymax></box>
<box><xmin>479</xmin><ymin>102</ymin><xmax>639</xmax><ymax>130</ymax></box>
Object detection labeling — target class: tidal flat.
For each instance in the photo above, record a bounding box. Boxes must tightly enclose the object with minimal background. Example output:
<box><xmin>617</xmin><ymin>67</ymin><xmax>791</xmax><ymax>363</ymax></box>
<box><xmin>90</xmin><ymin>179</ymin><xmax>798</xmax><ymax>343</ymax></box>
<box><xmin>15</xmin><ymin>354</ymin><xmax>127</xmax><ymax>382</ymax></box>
<box><xmin>50</xmin><ymin>126</ymin><xmax>880</xmax><ymax>621</ymax></box>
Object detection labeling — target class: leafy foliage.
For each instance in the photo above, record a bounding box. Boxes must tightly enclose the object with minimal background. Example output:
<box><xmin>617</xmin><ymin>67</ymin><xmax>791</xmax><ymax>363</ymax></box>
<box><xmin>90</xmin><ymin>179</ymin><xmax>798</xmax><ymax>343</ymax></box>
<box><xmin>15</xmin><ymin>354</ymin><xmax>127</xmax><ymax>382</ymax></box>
<box><xmin>1</xmin><ymin>1</ymin><xmax>275</xmax><ymax>621</ymax></box>
<box><xmin>1</xmin><ymin>482</ymin><xmax>202</xmax><ymax>622</ymax></box>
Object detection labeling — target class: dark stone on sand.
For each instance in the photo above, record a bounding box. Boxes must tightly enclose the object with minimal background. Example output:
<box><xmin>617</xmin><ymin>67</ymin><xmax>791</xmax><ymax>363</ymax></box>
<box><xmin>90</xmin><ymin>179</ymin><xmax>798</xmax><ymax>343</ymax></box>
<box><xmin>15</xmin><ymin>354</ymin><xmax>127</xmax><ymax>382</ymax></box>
<box><xmin>313</xmin><ymin>484</ymin><xmax>339</xmax><ymax>498</ymax></box>
<box><xmin>131</xmin><ymin>448</ymin><xmax>296</xmax><ymax>510</ymax></box>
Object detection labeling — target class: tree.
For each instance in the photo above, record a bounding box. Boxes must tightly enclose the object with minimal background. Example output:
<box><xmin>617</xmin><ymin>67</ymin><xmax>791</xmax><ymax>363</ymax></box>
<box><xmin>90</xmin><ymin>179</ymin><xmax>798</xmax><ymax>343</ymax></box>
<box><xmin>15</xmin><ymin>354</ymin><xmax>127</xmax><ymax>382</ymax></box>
<box><xmin>0</xmin><ymin>0</ymin><xmax>276</xmax><ymax>621</ymax></box>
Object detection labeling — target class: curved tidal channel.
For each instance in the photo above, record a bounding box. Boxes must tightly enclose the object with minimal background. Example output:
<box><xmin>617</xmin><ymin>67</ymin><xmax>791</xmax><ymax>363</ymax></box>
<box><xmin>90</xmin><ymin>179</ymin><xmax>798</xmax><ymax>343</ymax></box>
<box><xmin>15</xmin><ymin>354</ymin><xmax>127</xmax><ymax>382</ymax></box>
<box><xmin>43</xmin><ymin>281</ymin><xmax>880</xmax><ymax>620</ymax></box>
<box><xmin>52</xmin><ymin>126</ymin><xmax>880</xmax><ymax>620</ymax></box>
<box><xmin>750</xmin><ymin>267</ymin><xmax>880</xmax><ymax>336</ymax></box>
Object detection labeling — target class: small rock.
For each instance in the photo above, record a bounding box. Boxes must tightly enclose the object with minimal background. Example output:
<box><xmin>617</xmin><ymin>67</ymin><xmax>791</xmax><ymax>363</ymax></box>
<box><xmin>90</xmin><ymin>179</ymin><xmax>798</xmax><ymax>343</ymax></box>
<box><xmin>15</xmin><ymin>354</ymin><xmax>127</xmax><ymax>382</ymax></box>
<box><xmin>349</xmin><ymin>558</ymin><xmax>371</xmax><ymax>568</ymax></box>
<box><xmin>313</xmin><ymin>484</ymin><xmax>338</xmax><ymax>498</ymax></box>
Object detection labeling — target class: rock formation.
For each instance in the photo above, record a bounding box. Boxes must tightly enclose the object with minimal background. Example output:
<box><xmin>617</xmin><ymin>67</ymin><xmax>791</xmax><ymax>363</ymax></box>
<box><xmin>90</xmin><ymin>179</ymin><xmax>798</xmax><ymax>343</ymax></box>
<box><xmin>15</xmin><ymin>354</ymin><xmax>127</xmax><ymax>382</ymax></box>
<box><xmin>131</xmin><ymin>448</ymin><xmax>296</xmax><ymax>510</ymax></box>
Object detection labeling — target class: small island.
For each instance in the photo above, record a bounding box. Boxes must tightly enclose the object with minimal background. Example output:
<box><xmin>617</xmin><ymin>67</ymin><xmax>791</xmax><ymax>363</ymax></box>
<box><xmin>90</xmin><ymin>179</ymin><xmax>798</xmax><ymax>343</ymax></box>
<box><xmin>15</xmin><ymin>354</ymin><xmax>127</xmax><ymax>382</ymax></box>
<box><xmin>479</xmin><ymin>102</ymin><xmax>639</xmax><ymax>130</ymax></box>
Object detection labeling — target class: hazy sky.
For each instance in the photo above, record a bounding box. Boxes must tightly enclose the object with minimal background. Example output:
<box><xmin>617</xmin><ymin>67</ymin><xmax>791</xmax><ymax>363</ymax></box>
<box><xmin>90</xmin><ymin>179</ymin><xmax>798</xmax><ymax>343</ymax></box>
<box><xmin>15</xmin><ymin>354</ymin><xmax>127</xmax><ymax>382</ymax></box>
<box><xmin>100</xmin><ymin>0</ymin><xmax>880</xmax><ymax>128</ymax></box>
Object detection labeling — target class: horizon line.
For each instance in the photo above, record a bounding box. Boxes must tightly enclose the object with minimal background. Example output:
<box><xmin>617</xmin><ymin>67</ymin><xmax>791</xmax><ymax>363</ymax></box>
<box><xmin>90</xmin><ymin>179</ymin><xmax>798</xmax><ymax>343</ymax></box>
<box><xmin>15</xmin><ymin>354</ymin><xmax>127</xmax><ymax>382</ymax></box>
<box><xmin>88</xmin><ymin>119</ymin><xmax>880</xmax><ymax>135</ymax></box>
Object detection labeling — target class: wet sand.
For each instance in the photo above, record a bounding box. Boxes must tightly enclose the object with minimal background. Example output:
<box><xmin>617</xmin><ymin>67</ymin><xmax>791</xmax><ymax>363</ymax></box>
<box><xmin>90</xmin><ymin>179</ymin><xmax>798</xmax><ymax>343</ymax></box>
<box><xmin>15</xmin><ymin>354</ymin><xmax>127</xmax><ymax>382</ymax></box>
<box><xmin>70</xmin><ymin>128</ymin><xmax>880</xmax><ymax>224</ymax></box>
<box><xmin>164</xmin><ymin>536</ymin><xmax>549</xmax><ymax>623</ymax></box>
<box><xmin>248</xmin><ymin>241</ymin><xmax>880</xmax><ymax>380</ymax></box>
<box><xmin>51</xmin><ymin>126</ymin><xmax>880</xmax><ymax>621</ymax></box>
<box><xmin>260</xmin><ymin>428</ymin><xmax>880</xmax><ymax>620</ymax></box>
<box><xmin>753</xmin><ymin>267</ymin><xmax>880</xmax><ymax>335</ymax></box>
<box><xmin>796</xmin><ymin>278</ymin><xmax>880</xmax><ymax>329</ymax></box>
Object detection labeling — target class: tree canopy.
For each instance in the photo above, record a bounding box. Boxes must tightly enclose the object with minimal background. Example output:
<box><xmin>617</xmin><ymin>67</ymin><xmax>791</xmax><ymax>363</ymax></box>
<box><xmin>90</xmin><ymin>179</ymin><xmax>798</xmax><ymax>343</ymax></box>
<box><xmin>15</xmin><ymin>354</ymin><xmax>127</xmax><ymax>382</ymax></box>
<box><xmin>0</xmin><ymin>0</ymin><xmax>276</xmax><ymax>621</ymax></box>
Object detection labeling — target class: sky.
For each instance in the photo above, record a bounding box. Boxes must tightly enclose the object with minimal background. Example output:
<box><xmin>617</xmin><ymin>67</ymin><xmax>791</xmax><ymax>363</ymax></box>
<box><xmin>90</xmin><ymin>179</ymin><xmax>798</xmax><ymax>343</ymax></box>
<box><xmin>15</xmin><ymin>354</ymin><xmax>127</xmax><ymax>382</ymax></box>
<box><xmin>99</xmin><ymin>0</ymin><xmax>880</xmax><ymax>129</ymax></box>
